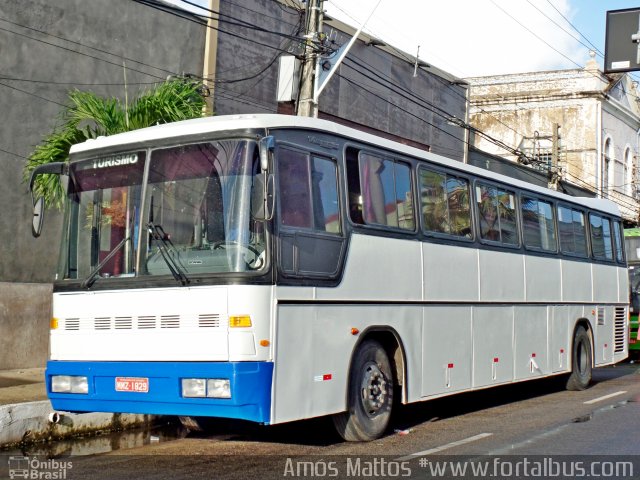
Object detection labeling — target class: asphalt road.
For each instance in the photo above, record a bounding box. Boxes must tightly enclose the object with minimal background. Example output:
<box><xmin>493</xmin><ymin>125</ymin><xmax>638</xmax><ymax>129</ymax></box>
<box><xmin>3</xmin><ymin>362</ymin><xmax>639</xmax><ymax>479</ymax></box>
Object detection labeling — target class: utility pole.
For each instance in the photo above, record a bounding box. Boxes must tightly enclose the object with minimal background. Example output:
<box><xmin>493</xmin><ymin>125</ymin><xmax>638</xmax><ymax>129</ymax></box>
<box><xmin>202</xmin><ymin>0</ymin><xmax>220</xmax><ymax>116</ymax></box>
<box><xmin>297</xmin><ymin>0</ymin><xmax>323</xmax><ymax>117</ymax></box>
<box><xmin>548</xmin><ymin>123</ymin><xmax>561</xmax><ymax>190</ymax></box>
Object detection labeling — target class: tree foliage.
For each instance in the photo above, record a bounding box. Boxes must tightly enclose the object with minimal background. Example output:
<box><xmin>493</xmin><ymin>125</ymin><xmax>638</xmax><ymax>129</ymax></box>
<box><xmin>24</xmin><ymin>79</ymin><xmax>206</xmax><ymax>209</ymax></box>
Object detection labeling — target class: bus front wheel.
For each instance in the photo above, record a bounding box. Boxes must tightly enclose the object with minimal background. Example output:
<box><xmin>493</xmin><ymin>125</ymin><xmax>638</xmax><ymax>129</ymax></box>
<box><xmin>333</xmin><ymin>339</ymin><xmax>394</xmax><ymax>441</ymax></box>
<box><xmin>566</xmin><ymin>326</ymin><xmax>592</xmax><ymax>391</ymax></box>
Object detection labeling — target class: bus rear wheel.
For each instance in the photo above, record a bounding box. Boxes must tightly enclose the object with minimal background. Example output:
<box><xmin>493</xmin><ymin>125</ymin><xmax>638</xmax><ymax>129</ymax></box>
<box><xmin>566</xmin><ymin>326</ymin><xmax>592</xmax><ymax>391</ymax></box>
<box><xmin>333</xmin><ymin>339</ymin><xmax>394</xmax><ymax>441</ymax></box>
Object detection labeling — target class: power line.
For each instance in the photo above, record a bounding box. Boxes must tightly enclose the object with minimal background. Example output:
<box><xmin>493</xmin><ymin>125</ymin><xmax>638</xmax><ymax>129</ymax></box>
<box><xmin>488</xmin><ymin>0</ymin><xmax>584</xmax><ymax>71</ymax></box>
<box><xmin>0</xmin><ymin>81</ymin><xmax>67</xmax><ymax>107</ymax></box>
<box><xmin>544</xmin><ymin>0</ymin><xmax>602</xmax><ymax>56</ymax></box>
<box><xmin>0</xmin><ymin>24</ymin><xmax>167</xmax><ymax>81</ymax></box>
<box><xmin>525</xmin><ymin>0</ymin><xmax>600</xmax><ymax>58</ymax></box>
<box><xmin>341</xmin><ymin>57</ymin><xmax>545</xmax><ymax>167</ymax></box>
<box><xmin>0</xmin><ymin>75</ymin><xmax>163</xmax><ymax>87</ymax></box>
<box><xmin>0</xmin><ymin>17</ymin><xmax>175</xmax><ymax>79</ymax></box>
<box><xmin>335</xmin><ymin>71</ymin><xmax>466</xmax><ymax>147</ymax></box>
<box><xmin>0</xmin><ymin>146</ymin><xmax>27</xmax><ymax>160</ymax></box>
<box><xmin>131</xmin><ymin>0</ymin><xmax>300</xmax><ymax>58</ymax></box>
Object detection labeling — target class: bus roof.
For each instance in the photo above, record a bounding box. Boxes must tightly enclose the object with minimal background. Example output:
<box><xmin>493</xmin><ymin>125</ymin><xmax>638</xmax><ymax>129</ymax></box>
<box><xmin>69</xmin><ymin>114</ymin><xmax>621</xmax><ymax>218</ymax></box>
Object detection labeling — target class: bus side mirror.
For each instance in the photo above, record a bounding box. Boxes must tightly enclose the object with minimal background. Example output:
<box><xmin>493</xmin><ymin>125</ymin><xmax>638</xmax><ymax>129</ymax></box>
<box><xmin>251</xmin><ymin>173</ymin><xmax>274</xmax><ymax>221</ymax></box>
<box><xmin>259</xmin><ymin>135</ymin><xmax>275</xmax><ymax>172</ymax></box>
<box><xmin>28</xmin><ymin>162</ymin><xmax>66</xmax><ymax>238</ymax></box>
<box><xmin>32</xmin><ymin>196</ymin><xmax>45</xmax><ymax>238</ymax></box>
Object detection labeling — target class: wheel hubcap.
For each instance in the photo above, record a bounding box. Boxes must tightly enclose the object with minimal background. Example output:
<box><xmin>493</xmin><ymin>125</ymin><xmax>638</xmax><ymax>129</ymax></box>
<box><xmin>577</xmin><ymin>340</ymin><xmax>587</xmax><ymax>375</ymax></box>
<box><xmin>360</xmin><ymin>362</ymin><xmax>388</xmax><ymax>416</ymax></box>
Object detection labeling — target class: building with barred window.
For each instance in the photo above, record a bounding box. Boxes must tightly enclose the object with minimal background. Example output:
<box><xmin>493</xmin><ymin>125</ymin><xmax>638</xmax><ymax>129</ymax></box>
<box><xmin>466</xmin><ymin>53</ymin><xmax>640</xmax><ymax>226</ymax></box>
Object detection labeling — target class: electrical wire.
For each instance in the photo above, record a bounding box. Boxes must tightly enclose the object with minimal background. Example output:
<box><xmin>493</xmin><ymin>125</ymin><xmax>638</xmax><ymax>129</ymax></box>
<box><xmin>0</xmin><ymin>24</ymin><xmax>167</xmax><ymax>81</ymax></box>
<box><xmin>132</xmin><ymin>0</ymin><xmax>308</xmax><ymax>66</ymax></box>
<box><xmin>525</xmin><ymin>0</ymin><xmax>600</xmax><ymax>58</ymax></box>
<box><xmin>0</xmin><ymin>18</ymin><xmax>173</xmax><ymax>79</ymax></box>
<box><xmin>0</xmin><ymin>75</ymin><xmax>163</xmax><ymax>87</ymax></box>
<box><xmin>544</xmin><ymin>0</ymin><xmax>602</xmax><ymax>56</ymax></box>
<box><xmin>0</xmin><ymin>146</ymin><xmax>27</xmax><ymax>160</ymax></box>
<box><xmin>0</xmin><ymin>81</ymin><xmax>67</xmax><ymax>107</ymax></box>
<box><xmin>340</xmin><ymin>57</ymin><xmax>545</xmax><ymax>167</ymax></box>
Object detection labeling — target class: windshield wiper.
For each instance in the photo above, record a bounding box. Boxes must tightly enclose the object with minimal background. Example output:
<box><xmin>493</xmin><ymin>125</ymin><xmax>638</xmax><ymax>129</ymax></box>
<box><xmin>147</xmin><ymin>222</ymin><xmax>190</xmax><ymax>286</ymax></box>
<box><xmin>81</xmin><ymin>236</ymin><xmax>130</xmax><ymax>289</ymax></box>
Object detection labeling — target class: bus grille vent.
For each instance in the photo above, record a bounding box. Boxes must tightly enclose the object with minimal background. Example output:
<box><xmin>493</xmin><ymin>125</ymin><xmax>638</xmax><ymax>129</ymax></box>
<box><xmin>64</xmin><ymin>318</ymin><xmax>80</xmax><ymax>331</ymax></box>
<box><xmin>115</xmin><ymin>316</ymin><xmax>133</xmax><ymax>330</ymax></box>
<box><xmin>94</xmin><ymin>317</ymin><xmax>111</xmax><ymax>330</ymax></box>
<box><xmin>614</xmin><ymin>307</ymin><xmax>627</xmax><ymax>353</ymax></box>
<box><xmin>137</xmin><ymin>316</ymin><xmax>156</xmax><ymax>329</ymax></box>
<box><xmin>596</xmin><ymin>307</ymin><xmax>605</xmax><ymax>326</ymax></box>
<box><xmin>160</xmin><ymin>315</ymin><xmax>180</xmax><ymax>329</ymax></box>
<box><xmin>198</xmin><ymin>314</ymin><xmax>220</xmax><ymax>328</ymax></box>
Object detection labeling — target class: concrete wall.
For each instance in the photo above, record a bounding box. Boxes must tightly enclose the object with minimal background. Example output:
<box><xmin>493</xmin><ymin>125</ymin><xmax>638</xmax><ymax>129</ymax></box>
<box><xmin>0</xmin><ymin>0</ymin><xmax>205</xmax><ymax>368</ymax></box>
<box><xmin>0</xmin><ymin>283</ymin><xmax>51</xmax><ymax>369</ymax></box>
<box><xmin>1</xmin><ymin>0</ymin><xmax>205</xmax><ymax>283</ymax></box>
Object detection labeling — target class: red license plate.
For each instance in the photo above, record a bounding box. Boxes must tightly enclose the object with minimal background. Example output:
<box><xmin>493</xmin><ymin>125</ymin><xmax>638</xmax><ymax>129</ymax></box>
<box><xmin>115</xmin><ymin>377</ymin><xmax>149</xmax><ymax>393</ymax></box>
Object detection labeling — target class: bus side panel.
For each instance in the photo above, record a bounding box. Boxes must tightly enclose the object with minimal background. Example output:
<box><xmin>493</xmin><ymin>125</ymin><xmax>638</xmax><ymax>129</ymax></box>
<box><xmin>472</xmin><ymin>306</ymin><xmax>514</xmax><ymax>387</ymax></box>
<box><xmin>316</xmin><ymin>235</ymin><xmax>423</xmax><ymax>302</ymax></box>
<box><xmin>592</xmin><ymin>264</ymin><xmax>619</xmax><ymax>304</ymax></box>
<box><xmin>619</xmin><ymin>267</ymin><xmax>629</xmax><ymax>304</ymax></box>
<box><xmin>478</xmin><ymin>250</ymin><xmax>524</xmax><ymax>302</ymax></box>
<box><xmin>423</xmin><ymin>243</ymin><xmax>479</xmax><ymax>301</ymax></box>
<box><xmin>524</xmin><ymin>255</ymin><xmax>561</xmax><ymax>302</ymax></box>
<box><xmin>595</xmin><ymin>307</ymin><xmax>615</xmax><ymax>366</ymax></box>
<box><xmin>514</xmin><ymin>306</ymin><xmax>549</xmax><ymax>379</ymax></box>
<box><xmin>422</xmin><ymin>306</ymin><xmax>472</xmax><ymax>396</ymax></box>
<box><xmin>561</xmin><ymin>260</ymin><xmax>592</xmax><ymax>302</ymax></box>
<box><xmin>550</xmin><ymin>306</ymin><xmax>571</xmax><ymax>373</ymax></box>
<box><xmin>271</xmin><ymin>304</ymin><xmax>422</xmax><ymax>424</ymax></box>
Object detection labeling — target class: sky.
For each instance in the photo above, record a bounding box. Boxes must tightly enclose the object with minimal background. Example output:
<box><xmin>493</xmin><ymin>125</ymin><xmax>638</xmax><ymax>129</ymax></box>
<box><xmin>322</xmin><ymin>0</ymin><xmax>640</xmax><ymax>78</ymax></box>
<box><xmin>173</xmin><ymin>0</ymin><xmax>640</xmax><ymax>78</ymax></box>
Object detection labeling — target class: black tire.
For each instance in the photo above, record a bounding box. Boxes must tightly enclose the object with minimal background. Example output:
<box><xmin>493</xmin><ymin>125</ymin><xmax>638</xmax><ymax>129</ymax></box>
<box><xmin>333</xmin><ymin>339</ymin><xmax>394</xmax><ymax>441</ymax></box>
<box><xmin>566</xmin><ymin>326</ymin><xmax>593</xmax><ymax>391</ymax></box>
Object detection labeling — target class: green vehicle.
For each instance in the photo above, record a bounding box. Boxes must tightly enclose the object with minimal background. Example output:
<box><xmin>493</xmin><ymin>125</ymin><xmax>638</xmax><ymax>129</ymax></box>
<box><xmin>625</xmin><ymin>228</ymin><xmax>640</xmax><ymax>356</ymax></box>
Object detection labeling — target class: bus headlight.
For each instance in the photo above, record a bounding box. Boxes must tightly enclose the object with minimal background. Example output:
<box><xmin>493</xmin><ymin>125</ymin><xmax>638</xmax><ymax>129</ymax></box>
<box><xmin>51</xmin><ymin>375</ymin><xmax>89</xmax><ymax>394</ymax></box>
<box><xmin>207</xmin><ymin>379</ymin><xmax>231</xmax><ymax>398</ymax></box>
<box><xmin>181</xmin><ymin>378</ymin><xmax>231</xmax><ymax>398</ymax></box>
<box><xmin>181</xmin><ymin>378</ymin><xmax>206</xmax><ymax>398</ymax></box>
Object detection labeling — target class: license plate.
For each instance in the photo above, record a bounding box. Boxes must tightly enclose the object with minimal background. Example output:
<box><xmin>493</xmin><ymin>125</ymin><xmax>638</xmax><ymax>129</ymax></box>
<box><xmin>115</xmin><ymin>377</ymin><xmax>149</xmax><ymax>393</ymax></box>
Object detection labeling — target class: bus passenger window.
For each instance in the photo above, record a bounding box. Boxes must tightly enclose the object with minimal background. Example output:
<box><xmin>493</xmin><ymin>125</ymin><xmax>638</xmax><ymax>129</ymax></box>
<box><xmin>278</xmin><ymin>148</ymin><xmax>341</xmax><ymax>234</ymax></box>
<box><xmin>278</xmin><ymin>149</ymin><xmax>312</xmax><ymax>229</ymax></box>
<box><xmin>613</xmin><ymin>221</ymin><xmax>624</xmax><ymax>263</ymax></box>
<box><xmin>419</xmin><ymin>167</ymin><xmax>471</xmax><ymax>238</ymax></box>
<box><xmin>558</xmin><ymin>206</ymin><xmax>588</xmax><ymax>256</ymax></box>
<box><xmin>476</xmin><ymin>183</ymin><xmax>517</xmax><ymax>244</ymax></box>
<box><xmin>522</xmin><ymin>197</ymin><xmax>556</xmax><ymax>251</ymax></box>
<box><xmin>311</xmin><ymin>157</ymin><xmax>340</xmax><ymax>233</ymax></box>
<box><xmin>590</xmin><ymin>214</ymin><xmax>614</xmax><ymax>260</ymax></box>
<box><xmin>358</xmin><ymin>152</ymin><xmax>414</xmax><ymax>230</ymax></box>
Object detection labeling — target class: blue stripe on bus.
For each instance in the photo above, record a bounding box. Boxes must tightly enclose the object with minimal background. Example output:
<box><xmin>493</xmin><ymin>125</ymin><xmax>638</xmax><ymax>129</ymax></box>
<box><xmin>46</xmin><ymin>361</ymin><xmax>273</xmax><ymax>424</ymax></box>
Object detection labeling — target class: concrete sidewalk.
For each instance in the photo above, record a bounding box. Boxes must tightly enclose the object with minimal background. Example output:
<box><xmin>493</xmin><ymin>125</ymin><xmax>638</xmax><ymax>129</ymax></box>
<box><xmin>0</xmin><ymin>368</ymin><xmax>153</xmax><ymax>448</ymax></box>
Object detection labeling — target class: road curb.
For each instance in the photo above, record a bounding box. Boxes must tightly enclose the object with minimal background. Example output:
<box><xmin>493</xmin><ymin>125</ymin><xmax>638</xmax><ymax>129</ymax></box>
<box><xmin>0</xmin><ymin>400</ymin><xmax>154</xmax><ymax>448</ymax></box>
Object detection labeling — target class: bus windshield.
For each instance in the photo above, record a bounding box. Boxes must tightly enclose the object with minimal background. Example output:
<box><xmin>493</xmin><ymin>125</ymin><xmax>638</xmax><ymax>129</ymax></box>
<box><xmin>60</xmin><ymin>139</ymin><xmax>266</xmax><ymax>283</ymax></box>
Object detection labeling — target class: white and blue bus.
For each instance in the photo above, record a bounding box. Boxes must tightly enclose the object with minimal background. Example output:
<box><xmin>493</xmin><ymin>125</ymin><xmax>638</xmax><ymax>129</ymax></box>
<box><xmin>30</xmin><ymin>114</ymin><xmax>628</xmax><ymax>441</ymax></box>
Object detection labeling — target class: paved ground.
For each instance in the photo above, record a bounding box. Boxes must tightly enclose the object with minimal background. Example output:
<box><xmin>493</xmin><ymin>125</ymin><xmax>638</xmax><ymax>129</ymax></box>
<box><xmin>0</xmin><ymin>368</ymin><xmax>152</xmax><ymax>448</ymax></box>
<box><xmin>0</xmin><ymin>368</ymin><xmax>47</xmax><ymax>405</ymax></box>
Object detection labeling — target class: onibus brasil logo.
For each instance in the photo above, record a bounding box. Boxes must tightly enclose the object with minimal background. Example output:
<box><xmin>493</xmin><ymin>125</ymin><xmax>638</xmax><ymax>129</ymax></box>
<box><xmin>8</xmin><ymin>456</ymin><xmax>72</xmax><ymax>479</ymax></box>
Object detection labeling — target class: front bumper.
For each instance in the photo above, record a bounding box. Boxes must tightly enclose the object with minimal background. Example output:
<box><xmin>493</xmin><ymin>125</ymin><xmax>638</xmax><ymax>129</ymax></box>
<box><xmin>46</xmin><ymin>360</ymin><xmax>273</xmax><ymax>424</ymax></box>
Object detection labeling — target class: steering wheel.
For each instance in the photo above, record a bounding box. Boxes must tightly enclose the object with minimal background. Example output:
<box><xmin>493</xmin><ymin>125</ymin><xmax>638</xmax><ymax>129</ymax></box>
<box><xmin>212</xmin><ymin>241</ymin><xmax>264</xmax><ymax>270</ymax></box>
